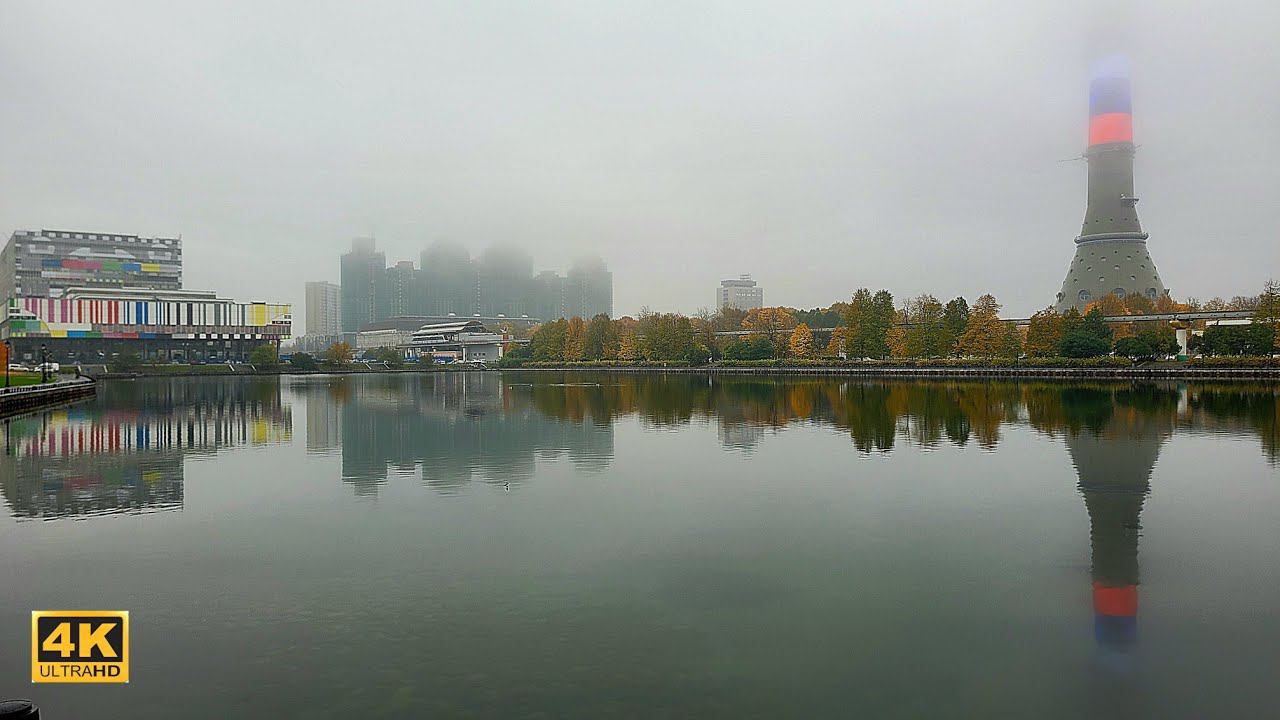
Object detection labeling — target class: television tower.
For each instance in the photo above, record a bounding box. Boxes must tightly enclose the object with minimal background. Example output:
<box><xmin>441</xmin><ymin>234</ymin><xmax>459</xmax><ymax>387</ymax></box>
<box><xmin>1055</xmin><ymin>59</ymin><xmax>1168</xmax><ymax>312</ymax></box>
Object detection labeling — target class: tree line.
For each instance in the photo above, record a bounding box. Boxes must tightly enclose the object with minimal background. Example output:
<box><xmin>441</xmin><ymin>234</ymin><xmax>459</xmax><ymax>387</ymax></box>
<box><xmin>507</xmin><ymin>279</ymin><xmax>1278</xmax><ymax>364</ymax></box>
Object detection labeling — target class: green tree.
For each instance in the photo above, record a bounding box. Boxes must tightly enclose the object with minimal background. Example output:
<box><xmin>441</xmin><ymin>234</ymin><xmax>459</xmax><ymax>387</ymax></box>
<box><xmin>637</xmin><ymin>311</ymin><xmax>698</xmax><ymax>361</ymax></box>
<box><xmin>1060</xmin><ymin>332</ymin><xmax>1111</xmax><ymax>358</ymax></box>
<box><xmin>904</xmin><ymin>294</ymin><xmax>949</xmax><ymax>358</ymax></box>
<box><xmin>289</xmin><ymin>352</ymin><xmax>318</xmax><ymax>371</ymax></box>
<box><xmin>250</xmin><ymin>344</ymin><xmax>279</xmax><ymax>367</ymax></box>
<box><xmin>1024</xmin><ymin>307</ymin><xmax>1063</xmax><ymax>357</ymax></box>
<box><xmin>530</xmin><ymin>319</ymin><xmax>569</xmax><ymax>361</ymax></box>
<box><xmin>109</xmin><ymin>349</ymin><xmax>142</xmax><ymax>373</ymax></box>
<box><xmin>1114</xmin><ymin>335</ymin><xmax>1154</xmax><ymax>360</ymax></box>
<box><xmin>943</xmin><ymin>297</ymin><xmax>969</xmax><ymax>355</ymax></box>
<box><xmin>1058</xmin><ymin>307</ymin><xmax>1113</xmax><ymax>358</ymax></box>
<box><xmin>843</xmin><ymin>288</ymin><xmax>894</xmax><ymax>359</ymax></box>
<box><xmin>958</xmin><ymin>294</ymin><xmax>1004</xmax><ymax>357</ymax></box>
<box><xmin>584</xmin><ymin>314</ymin><xmax>615</xmax><ymax>360</ymax></box>
<box><xmin>369</xmin><ymin>346</ymin><xmax>404</xmax><ymax>367</ymax></box>
<box><xmin>1254</xmin><ymin>279</ymin><xmax>1280</xmax><ymax>352</ymax></box>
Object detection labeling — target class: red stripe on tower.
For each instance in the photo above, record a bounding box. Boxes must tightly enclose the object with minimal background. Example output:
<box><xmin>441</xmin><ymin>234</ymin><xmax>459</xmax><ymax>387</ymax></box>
<box><xmin>1089</xmin><ymin>112</ymin><xmax>1132</xmax><ymax>145</ymax></box>
<box><xmin>1092</xmin><ymin>582</ymin><xmax>1138</xmax><ymax>617</ymax></box>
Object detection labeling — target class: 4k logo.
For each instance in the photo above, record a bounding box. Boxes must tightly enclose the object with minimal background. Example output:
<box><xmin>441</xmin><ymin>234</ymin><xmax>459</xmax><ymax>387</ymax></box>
<box><xmin>31</xmin><ymin>611</ymin><xmax>129</xmax><ymax>683</ymax></box>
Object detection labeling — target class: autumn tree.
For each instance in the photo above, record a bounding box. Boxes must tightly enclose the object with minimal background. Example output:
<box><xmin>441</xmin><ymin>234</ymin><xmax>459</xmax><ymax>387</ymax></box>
<box><xmin>958</xmin><ymin>294</ymin><xmax>1005</xmax><ymax>357</ymax></box>
<box><xmin>999</xmin><ymin>323</ymin><xmax>1023</xmax><ymax>359</ymax></box>
<box><xmin>324</xmin><ymin>342</ymin><xmax>354</xmax><ymax>363</ymax></box>
<box><xmin>744</xmin><ymin>307</ymin><xmax>798</xmax><ymax>357</ymax></box>
<box><xmin>1024</xmin><ymin>307</ymin><xmax>1063</xmax><ymax>357</ymax></box>
<box><xmin>1154</xmin><ymin>293</ymin><xmax>1181</xmax><ymax>313</ymax></box>
<box><xmin>1122</xmin><ymin>292</ymin><xmax>1155</xmax><ymax>315</ymax></box>
<box><xmin>1088</xmin><ymin>293</ymin><xmax>1129</xmax><ymax>317</ymax></box>
<box><xmin>825</xmin><ymin>326</ymin><xmax>849</xmax><ymax>358</ymax></box>
<box><xmin>789</xmin><ymin>323</ymin><xmax>815</xmax><ymax>359</ymax></box>
<box><xmin>563</xmin><ymin>317</ymin><xmax>588</xmax><ymax>361</ymax></box>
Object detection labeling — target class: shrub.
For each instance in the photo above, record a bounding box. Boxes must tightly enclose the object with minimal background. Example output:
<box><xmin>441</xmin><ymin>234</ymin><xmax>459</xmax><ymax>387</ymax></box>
<box><xmin>289</xmin><ymin>353</ymin><xmax>318</xmax><ymax>371</ymax></box>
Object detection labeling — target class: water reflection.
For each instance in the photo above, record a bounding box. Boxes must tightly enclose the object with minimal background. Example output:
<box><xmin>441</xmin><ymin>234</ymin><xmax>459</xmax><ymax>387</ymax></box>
<box><xmin>293</xmin><ymin>374</ymin><xmax>615</xmax><ymax>495</ymax></box>
<box><xmin>1</xmin><ymin>378</ymin><xmax>291</xmax><ymax>520</ymax></box>
<box><xmin>504</xmin><ymin>372</ymin><xmax>1276</xmax><ymax>461</ymax></box>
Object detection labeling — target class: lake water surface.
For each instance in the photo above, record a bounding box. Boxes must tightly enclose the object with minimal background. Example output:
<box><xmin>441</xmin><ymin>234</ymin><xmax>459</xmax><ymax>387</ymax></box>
<box><xmin>2</xmin><ymin>373</ymin><xmax>1277</xmax><ymax>718</ymax></box>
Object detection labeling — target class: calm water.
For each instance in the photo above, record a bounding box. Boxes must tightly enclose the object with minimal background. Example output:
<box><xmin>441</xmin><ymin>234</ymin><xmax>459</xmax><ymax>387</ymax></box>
<box><xmin>2</xmin><ymin>373</ymin><xmax>1277</xmax><ymax>719</ymax></box>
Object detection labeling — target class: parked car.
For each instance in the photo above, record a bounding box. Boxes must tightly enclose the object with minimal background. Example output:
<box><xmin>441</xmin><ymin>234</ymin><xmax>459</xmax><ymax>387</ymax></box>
<box><xmin>8</xmin><ymin>363</ymin><xmax>30</xmax><ymax>372</ymax></box>
<box><xmin>35</xmin><ymin>362</ymin><xmax>60</xmax><ymax>373</ymax></box>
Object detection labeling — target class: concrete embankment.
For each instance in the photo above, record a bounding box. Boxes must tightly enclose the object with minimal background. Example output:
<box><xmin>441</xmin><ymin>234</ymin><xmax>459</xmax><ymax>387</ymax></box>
<box><xmin>0</xmin><ymin>378</ymin><xmax>98</xmax><ymax>418</ymax></box>
<box><xmin>508</xmin><ymin>365</ymin><xmax>1280</xmax><ymax>381</ymax></box>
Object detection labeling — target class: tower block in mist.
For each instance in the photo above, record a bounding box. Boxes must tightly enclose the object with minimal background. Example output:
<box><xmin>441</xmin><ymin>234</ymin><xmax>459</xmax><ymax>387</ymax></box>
<box><xmin>1055</xmin><ymin>60</ymin><xmax>1168</xmax><ymax>313</ymax></box>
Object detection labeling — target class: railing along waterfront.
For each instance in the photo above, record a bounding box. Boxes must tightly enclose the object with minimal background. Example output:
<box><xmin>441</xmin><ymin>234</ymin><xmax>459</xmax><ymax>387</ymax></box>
<box><xmin>0</xmin><ymin>377</ymin><xmax>98</xmax><ymax>417</ymax></box>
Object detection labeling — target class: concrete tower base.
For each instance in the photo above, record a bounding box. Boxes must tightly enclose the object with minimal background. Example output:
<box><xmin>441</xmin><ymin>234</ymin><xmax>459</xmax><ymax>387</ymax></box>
<box><xmin>1055</xmin><ymin>237</ymin><xmax>1167</xmax><ymax>313</ymax></box>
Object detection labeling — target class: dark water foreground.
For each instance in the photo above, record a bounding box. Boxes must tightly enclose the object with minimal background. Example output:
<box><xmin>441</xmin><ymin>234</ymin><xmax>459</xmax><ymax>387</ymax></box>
<box><xmin>1</xmin><ymin>373</ymin><xmax>1276</xmax><ymax>719</ymax></box>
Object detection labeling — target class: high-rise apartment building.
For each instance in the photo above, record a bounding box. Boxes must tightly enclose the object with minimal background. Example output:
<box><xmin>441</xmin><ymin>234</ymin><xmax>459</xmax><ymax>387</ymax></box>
<box><xmin>339</xmin><ymin>237</ymin><xmax>386</xmax><ymax>332</ymax></box>
<box><xmin>1</xmin><ymin>229</ymin><xmax>182</xmax><ymax>300</ymax></box>
<box><xmin>717</xmin><ymin>275</ymin><xmax>763</xmax><ymax>311</ymax></box>
<box><xmin>565</xmin><ymin>257</ymin><xmax>613</xmax><ymax>319</ymax></box>
<box><xmin>304</xmin><ymin>281</ymin><xmax>342</xmax><ymax>336</ymax></box>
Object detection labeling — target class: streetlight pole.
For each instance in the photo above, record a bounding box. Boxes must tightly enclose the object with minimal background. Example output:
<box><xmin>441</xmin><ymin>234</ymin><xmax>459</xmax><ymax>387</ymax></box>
<box><xmin>3</xmin><ymin>340</ymin><xmax>10</xmax><ymax>388</ymax></box>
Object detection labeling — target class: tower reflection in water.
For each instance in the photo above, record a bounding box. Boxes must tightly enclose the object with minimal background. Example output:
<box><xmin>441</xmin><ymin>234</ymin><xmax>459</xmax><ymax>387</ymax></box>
<box><xmin>1</xmin><ymin>378</ymin><xmax>291</xmax><ymax>520</ymax></box>
<box><xmin>1052</xmin><ymin>385</ymin><xmax>1177</xmax><ymax>666</ymax></box>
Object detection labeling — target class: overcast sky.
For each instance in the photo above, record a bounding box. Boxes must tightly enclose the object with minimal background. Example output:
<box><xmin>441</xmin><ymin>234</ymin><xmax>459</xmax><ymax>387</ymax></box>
<box><xmin>2</xmin><ymin>1</ymin><xmax>1276</xmax><ymax>327</ymax></box>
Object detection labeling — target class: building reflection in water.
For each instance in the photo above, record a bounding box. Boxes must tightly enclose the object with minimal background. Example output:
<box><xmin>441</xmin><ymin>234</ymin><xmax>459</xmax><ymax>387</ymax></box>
<box><xmin>1</xmin><ymin>378</ymin><xmax>291</xmax><ymax>520</ymax></box>
<box><xmin>298</xmin><ymin>374</ymin><xmax>615</xmax><ymax>496</ymax></box>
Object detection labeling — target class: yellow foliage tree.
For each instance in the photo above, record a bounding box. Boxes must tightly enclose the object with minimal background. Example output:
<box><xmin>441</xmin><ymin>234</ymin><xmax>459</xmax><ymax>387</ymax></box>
<box><xmin>958</xmin><ymin>294</ymin><xmax>1005</xmax><ymax>357</ymax></box>
<box><xmin>616</xmin><ymin>332</ymin><xmax>641</xmax><ymax>361</ymax></box>
<box><xmin>825</xmin><ymin>326</ymin><xmax>849</xmax><ymax>357</ymax></box>
<box><xmin>789</xmin><ymin>323</ymin><xmax>815</xmax><ymax>358</ymax></box>
<box><xmin>563</xmin><ymin>317</ymin><xmax>587</xmax><ymax>361</ymax></box>
<box><xmin>1024</xmin><ymin>307</ymin><xmax>1062</xmax><ymax>357</ymax></box>
<box><xmin>886</xmin><ymin>326</ymin><xmax>908</xmax><ymax>359</ymax></box>
<box><xmin>1087</xmin><ymin>293</ymin><xmax>1129</xmax><ymax>317</ymax></box>
<box><xmin>744</xmin><ymin>307</ymin><xmax>798</xmax><ymax>357</ymax></box>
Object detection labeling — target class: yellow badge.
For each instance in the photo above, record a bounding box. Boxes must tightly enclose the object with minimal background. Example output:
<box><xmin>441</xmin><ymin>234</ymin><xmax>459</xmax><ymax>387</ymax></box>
<box><xmin>31</xmin><ymin>611</ymin><xmax>129</xmax><ymax>684</ymax></box>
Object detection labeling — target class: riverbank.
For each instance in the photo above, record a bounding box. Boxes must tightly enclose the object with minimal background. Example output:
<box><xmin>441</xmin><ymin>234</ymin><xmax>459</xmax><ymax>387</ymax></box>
<box><xmin>73</xmin><ymin>360</ymin><xmax>1280</xmax><ymax>382</ymax></box>
<box><xmin>0</xmin><ymin>377</ymin><xmax>97</xmax><ymax>418</ymax></box>
<box><xmin>504</xmin><ymin>363</ymin><xmax>1280</xmax><ymax>380</ymax></box>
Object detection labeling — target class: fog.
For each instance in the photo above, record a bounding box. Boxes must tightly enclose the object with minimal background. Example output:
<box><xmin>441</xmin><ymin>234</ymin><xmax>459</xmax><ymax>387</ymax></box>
<box><xmin>2</xmin><ymin>1</ymin><xmax>1276</xmax><ymax>327</ymax></box>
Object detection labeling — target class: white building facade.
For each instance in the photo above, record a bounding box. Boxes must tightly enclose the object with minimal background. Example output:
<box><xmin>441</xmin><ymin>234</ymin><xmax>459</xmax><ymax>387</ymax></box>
<box><xmin>717</xmin><ymin>275</ymin><xmax>764</xmax><ymax>311</ymax></box>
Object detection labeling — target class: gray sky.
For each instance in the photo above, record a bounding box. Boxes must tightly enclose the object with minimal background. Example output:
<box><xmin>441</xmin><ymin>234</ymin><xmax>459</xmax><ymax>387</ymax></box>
<box><xmin>2</xmin><ymin>1</ymin><xmax>1277</xmax><ymax>327</ymax></box>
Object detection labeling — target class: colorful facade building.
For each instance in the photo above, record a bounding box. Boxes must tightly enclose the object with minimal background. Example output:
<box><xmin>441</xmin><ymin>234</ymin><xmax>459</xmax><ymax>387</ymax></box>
<box><xmin>2</xmin><ymin>287</ymin><xmax>291</xmax><ymax>364</ymax></box>
<box><xmin>0</xmin><ymin>229</ymin><xmax>183</xmax><ymax>299</ymax></box>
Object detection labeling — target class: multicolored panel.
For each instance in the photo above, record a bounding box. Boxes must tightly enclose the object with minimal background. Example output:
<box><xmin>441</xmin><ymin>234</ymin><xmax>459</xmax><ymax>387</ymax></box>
<box><xmin>1088</xmin><ymin>72</ymin><xmax>1132</xmax><ymax>145</ymax></box>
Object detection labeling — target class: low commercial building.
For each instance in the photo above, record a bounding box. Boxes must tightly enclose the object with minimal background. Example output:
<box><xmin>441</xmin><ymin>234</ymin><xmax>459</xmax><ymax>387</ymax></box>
<box><xmin>2</xmin><ymin>287</ymin><xmax>291</xmax><ymax>363</ymax></box>
<box><xmin>407</xmin><ymin>320</ymin><xmax>505</xmax><ymax>362</ymax></box>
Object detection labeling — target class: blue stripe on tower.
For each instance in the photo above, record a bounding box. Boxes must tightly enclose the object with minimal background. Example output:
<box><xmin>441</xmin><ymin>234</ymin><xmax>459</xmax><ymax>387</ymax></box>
<box><xmin>1089</xmin><ymin>76</ymin><xmax>1131</xmax><ymax>116</ymax></box>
